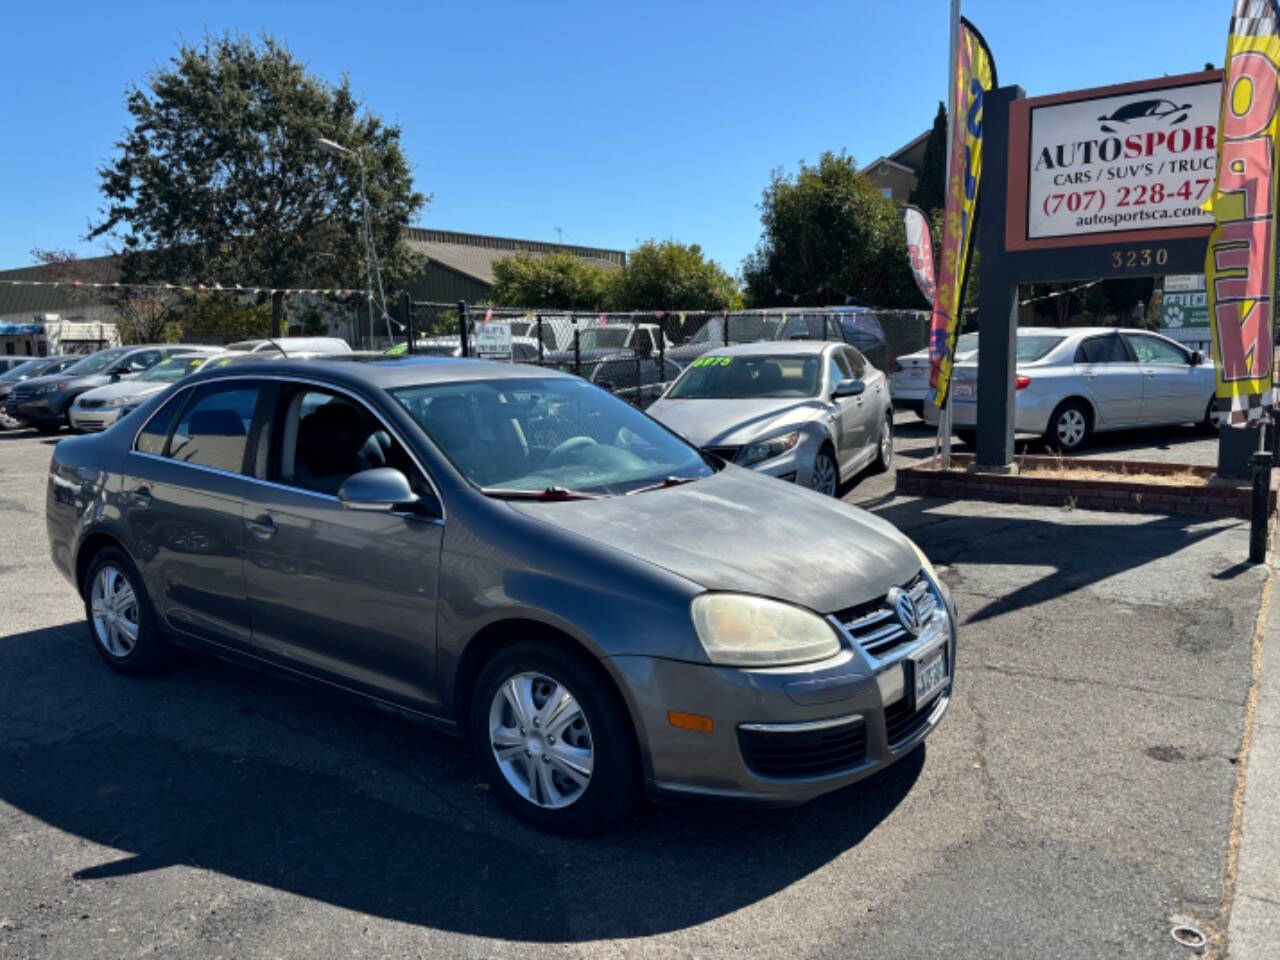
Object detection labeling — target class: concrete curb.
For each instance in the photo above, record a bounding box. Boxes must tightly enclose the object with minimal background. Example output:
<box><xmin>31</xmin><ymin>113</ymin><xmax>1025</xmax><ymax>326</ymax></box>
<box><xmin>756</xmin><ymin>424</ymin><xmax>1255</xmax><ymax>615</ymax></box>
<box><xmin>1227</xmin><ymin>561</ymin><xmax>1280</xmax><ymax>958</ymax></box>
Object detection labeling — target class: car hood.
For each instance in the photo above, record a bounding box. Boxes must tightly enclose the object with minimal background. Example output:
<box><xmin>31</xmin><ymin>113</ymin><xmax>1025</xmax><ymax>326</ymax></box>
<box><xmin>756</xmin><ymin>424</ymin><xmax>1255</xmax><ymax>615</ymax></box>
<box><xmin>14</xmin><ymin>372</ymin><xmax>109</xmax><ymax>392</ymax></box>
<box><xmin>76</xmin><ymin>381</ymin><xmax>166</xmax><ymax>403</ymax></box>
<box><xmin>509</xmin><ymin>467</ymin><xmax>919</xmax><ymax>613</ymax></box>
<box><xmin>646</xmin><ymin>397</ymin><xmax>826</xmax><ymax>448</ymax></box>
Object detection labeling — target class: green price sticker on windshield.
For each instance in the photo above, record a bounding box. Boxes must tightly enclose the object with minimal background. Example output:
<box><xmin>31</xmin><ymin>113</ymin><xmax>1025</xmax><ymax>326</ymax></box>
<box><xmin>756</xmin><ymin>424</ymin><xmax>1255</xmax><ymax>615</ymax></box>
<box><xmin>692</xmin><ymin>356</ymin><xmax>732</xmax><ymax>368</ymax></box>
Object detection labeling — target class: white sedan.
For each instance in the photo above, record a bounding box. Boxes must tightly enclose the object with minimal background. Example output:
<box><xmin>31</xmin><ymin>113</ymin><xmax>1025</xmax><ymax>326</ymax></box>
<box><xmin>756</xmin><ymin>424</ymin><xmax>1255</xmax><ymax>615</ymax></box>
<box><xmin>891</xmin><ymin>333</ymin><xmax>978</xmax><ymax>417</ymax></box>
<box><xmin>922</xmin><ymin>327</ymin><xmax>1215</xmax><ymax>452</ymax></box>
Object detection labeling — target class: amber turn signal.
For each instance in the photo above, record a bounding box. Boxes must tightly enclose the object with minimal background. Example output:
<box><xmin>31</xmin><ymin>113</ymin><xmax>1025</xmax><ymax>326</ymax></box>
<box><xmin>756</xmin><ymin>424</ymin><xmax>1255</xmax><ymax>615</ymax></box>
<box><xmin>667</xmin><ymin>710</ymin><xmax>714</xmax><ymax>733</ymax></box>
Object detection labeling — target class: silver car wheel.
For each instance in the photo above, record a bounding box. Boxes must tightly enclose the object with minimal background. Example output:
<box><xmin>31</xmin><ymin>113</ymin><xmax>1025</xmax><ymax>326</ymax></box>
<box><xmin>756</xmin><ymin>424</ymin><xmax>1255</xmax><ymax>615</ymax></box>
<box><xmin>810</xmin><ymin>451</ymin><xmax>839</xmax><ymax>496</ymax></box>
<box><xmin>1055</xmin><ymin>408</ymin><xmax>1087</xmax><ymax>448</ymax></box>
<box><xmin>90</xmin><ymin>564</ymin><xmax>140</xmax><ymax>658</ymax></box>
<box><xmin>489</xmin><ymin>671</ymin><xmax>594</xmax><ymax>810</ymax></box>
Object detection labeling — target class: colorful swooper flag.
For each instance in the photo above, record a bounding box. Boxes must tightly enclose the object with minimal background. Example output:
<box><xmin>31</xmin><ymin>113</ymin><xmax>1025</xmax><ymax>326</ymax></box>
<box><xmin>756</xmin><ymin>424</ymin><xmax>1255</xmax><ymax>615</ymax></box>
<box><xmin>902</xmin><ymin>205</ymin><xmax>937</xmax><ymax>306</ymax></box>
<box><xmin>930</xmin><ymin>17</ymin><xmax>996</xmax><ymax>407</ymax></box>
<box><xmin>1205</xmin><ymin>0</ymin><xmax>1280</xmax><ymax>427</ymax></box>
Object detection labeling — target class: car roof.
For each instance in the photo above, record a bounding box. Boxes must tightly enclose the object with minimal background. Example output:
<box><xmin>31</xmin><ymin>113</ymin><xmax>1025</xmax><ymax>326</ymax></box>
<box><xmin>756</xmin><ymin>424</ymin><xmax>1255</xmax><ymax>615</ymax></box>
<box><xmin>697</xmin><ymin>340</ymin><xmax>839</xmax><ymax>357</ymax></box>
<box><xmin>187</xmin><ymin>354</ymin><xmax>574</xmax><ymax>391</ymax></box>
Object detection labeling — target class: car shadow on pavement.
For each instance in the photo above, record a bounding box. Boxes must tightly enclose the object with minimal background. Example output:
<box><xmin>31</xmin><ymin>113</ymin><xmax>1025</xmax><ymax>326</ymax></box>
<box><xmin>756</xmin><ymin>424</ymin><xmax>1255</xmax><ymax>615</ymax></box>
<box><xmin>1</xmin><ymin>624</ymin><xmax>923</xmax><ymax>942</ymax></box>
<box><xmin>874</xmin><ymin>497</ymin><xmax>1235</xmax><ymax>623</ymax></box>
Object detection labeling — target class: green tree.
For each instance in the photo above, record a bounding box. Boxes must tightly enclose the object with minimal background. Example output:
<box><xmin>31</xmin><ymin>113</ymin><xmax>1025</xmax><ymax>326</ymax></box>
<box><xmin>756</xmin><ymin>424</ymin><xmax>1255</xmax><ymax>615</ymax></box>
<box><xmin>605</xmin><ymin>239</ymin><xmax>741</xmax><ymax>311</ymax></box>
<box><xmin>88</xmin><ymin>32</ymin><xmax>426</xmax><ymax>337</ymax></box>
<box><xmin>174</xmin><ymin>294</ymin><xmax>274</xmax><ymax>341</ymax></box>
<box><xmin>490</xmin><ymin>251</ymin><xmax>610</xmax><ymax>310</ymax></box>
<box><xmin>742</xmin><ymin>151</ymin><xmax>919</xmax><ymax>308</ymax></box>
<box><xmin>908</xmin><ymin>102</ymin><xmax>949</xmax><ymax>215</ymax></box>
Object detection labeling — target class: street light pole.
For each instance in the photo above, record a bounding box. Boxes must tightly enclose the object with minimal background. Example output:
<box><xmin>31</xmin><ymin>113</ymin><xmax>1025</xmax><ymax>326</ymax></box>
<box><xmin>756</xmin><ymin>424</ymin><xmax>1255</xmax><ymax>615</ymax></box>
<box><xmin>317</xmin><ymin>136</ymin><xmax>391</xmax><ymax>348</ymax></box>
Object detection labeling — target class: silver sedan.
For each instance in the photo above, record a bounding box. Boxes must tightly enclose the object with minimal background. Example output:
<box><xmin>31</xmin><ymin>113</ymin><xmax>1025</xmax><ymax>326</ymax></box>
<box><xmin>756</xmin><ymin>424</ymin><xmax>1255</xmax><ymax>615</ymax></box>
<box><xmin>923</xmin><ymin>326</ymin><xmax>1216</xmax><ymax>452</ymax></box>
<box><xmin>647</xmin><ymin>340</ymin><xmax>893</xmax><ymax>495</ymax></box>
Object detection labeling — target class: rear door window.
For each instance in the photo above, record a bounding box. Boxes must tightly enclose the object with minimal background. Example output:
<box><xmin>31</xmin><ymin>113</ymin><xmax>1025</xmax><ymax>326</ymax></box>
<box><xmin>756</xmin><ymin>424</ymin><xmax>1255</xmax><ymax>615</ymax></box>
<box><xmin>165</xmin><ymin>382</ymin><xmax>263</xmax><ymax>474</ymax></box>
<box><xmin>1074</xmin><ymin>335</ymin><xmax>1131</xmax><ymax>364</ymax></box>
<box><xmin>1123</xmin><ymin>334</ymin><xmax>1188</xmax><ymax>365</ymax></box>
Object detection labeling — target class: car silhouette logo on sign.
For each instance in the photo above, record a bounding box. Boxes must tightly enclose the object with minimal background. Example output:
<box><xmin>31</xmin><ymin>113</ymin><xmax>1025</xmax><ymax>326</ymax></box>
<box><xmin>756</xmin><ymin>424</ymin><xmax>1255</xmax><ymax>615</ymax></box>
<box><xmin>1097</xmin><ymin>98</ymin><xmax>1192</xmax><ymax>133</ymax></box>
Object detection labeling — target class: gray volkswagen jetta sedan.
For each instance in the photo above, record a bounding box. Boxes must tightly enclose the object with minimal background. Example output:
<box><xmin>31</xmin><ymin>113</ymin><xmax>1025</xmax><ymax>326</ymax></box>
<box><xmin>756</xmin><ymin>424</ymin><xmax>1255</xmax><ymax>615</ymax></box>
<box><xmin>46</xmin><ymin>355</ymin><xmax>955</xmax><ymax>832</ymax></box>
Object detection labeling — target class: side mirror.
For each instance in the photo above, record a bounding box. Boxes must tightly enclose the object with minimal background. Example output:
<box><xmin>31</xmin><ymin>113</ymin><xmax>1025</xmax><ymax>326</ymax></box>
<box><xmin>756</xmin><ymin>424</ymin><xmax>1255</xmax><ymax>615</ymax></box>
<box><xmin>832</xmin><ymin>377</ymin><xmax>865</xmax><ymax>399</ymax></box>
<box><xmin>1190</xmin><ymin>350</ymin><xmax>1204</xmax><ymax>366</ymax></box>
<box><xmin>338</xmin><ymin>468</ymin><xmax>436</xmax><ymax>517</ymax></box>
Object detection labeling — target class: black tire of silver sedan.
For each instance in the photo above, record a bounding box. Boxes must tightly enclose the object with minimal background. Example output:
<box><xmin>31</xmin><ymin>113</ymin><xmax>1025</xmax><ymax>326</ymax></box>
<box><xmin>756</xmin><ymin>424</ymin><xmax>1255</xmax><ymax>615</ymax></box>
<box><xmin>1044</xmin><ymin>399</ymin><xmax>1091</xmax><ymax>453</ymax></box>
<box><xmin>1200</xmin><ymin>397</ymin><xmax>1219</xmax><ymax>434</ymax></box>
<box><xmin>871</xmin><ymin>414</ymin><xmax>893</xmax><ymax>473</ymax></box>
<box><xmin>470</xmin><ymin>642</ymin><xmax>638</xmax><ymax>834</ymax></box>
<box><xmin>83</xmin><ymin>547</ymin><xmax>165</xmax><ymax>675</ymax></box>
<box><xmin>810</xmin><ymin>447</ymin><xmax>840</xmax><ymax>496</ymax></box>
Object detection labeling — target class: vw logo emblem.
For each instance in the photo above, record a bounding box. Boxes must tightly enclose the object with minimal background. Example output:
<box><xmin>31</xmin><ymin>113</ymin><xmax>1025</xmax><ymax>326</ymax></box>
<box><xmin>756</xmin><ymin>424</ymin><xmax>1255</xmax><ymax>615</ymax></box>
<box><xmin>887</xmin><ymin>586</ymin><xmax>921</xmax><ymax>635</ymax></box>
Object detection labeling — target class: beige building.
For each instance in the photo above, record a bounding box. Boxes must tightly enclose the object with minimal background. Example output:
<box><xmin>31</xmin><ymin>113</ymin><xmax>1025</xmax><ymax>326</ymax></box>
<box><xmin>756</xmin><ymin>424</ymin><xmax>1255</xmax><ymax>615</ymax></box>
<box><xmin>861</xmin><ymin>129</ymin><xmax>930</xmax><ymax>203</ymax></box>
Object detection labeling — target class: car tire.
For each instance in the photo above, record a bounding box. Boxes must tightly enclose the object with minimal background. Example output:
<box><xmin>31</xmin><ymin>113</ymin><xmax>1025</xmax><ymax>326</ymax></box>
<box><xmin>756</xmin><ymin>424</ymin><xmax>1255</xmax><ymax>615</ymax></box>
<box><xmin>871</xmin><ymin>414</ymin><xmax>893</xmax><ymax>473</ymax></box>
<box><xmin>469</xmin><ymin>641</ymin><xmax>638</xmax><ymax>834</ymax></box>
<box><xmin>82</xmin><ymin>547</ymin><xmax>165</xmax><ymax>675</ymax></box>
<box><xmin>1044</xmin><ymin>399</ymin><xmax>1091</xmax><ymax>453</ymax></box>
<box><xmin>956</xmin><ymin>430</ymin><xmax>977</xmax><ymax>449</ymax></box>
<box><xmin>809</xmin><ymin>446</ymin><xmax>840</xmax><ymax>496</ymax></box>
<box><xmin>35</xmin><ymin>423</ymin><xmax>60</xmax><ymax>435</ymax></box>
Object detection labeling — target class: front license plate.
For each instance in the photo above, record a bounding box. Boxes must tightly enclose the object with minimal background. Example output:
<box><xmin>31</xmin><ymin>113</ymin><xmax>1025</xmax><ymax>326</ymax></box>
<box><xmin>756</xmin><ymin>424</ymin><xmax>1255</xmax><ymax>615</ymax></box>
<box><xmin>952</xmin><ymin>381</ymin><xmax>975</xmax><ymax>400</ymax></box>
<box><xmin>913</xmin><ymin>646</ymin><xmax>948</xmax><ymax>705</ymax></box>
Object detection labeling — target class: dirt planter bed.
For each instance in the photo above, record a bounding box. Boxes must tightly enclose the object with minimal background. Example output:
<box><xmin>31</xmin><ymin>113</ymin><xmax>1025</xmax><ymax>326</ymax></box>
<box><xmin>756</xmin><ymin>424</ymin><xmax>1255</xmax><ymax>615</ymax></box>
<box><xmin>896</xmin><ymin>454</ymin><xmax>1277</xmax><ymax>518</ymax></box>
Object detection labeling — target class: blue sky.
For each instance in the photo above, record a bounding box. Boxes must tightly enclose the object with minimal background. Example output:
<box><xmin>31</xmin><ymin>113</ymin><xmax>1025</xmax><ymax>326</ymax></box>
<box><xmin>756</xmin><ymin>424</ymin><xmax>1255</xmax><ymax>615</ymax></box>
<box><xmin>2</xmin><ymin>0</ymin><xmax>1227</xmax><ymax>278</ymax></box>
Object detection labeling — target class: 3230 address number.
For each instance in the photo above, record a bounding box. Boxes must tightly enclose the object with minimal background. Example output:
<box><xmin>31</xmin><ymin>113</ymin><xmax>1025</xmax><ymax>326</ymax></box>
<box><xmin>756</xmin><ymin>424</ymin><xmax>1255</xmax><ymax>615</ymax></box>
<box><xmin>1110</xmin><ymin>248</ymin><xmax>1169</xmax><ymax>270</ymax></box>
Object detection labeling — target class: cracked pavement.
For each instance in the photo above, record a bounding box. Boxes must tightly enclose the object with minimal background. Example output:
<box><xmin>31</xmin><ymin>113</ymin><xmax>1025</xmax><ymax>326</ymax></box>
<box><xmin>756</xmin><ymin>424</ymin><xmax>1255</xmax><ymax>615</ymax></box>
<box><xmin>0</xmin><ymin>425</ymin><xmax>1265</xmax><ymax>959</ymax></box>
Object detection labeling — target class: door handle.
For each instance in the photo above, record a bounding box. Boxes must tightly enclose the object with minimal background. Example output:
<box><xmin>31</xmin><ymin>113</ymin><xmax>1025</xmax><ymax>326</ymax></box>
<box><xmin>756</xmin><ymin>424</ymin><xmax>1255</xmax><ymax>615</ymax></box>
<box><xmin>245</xmin><ymin>515</ymin><xmax>277</xmax><ymax>540</ymax></box>
<box><xmin>125</xmin><ymin>487</ymin><xmax>152</xmax><ymax>508</ymax></box>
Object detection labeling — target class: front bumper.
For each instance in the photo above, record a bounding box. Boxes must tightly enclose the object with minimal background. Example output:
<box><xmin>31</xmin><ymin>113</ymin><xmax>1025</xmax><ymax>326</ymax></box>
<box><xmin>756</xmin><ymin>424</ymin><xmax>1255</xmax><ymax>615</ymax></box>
<box><xmin>69</xmin><ymin>405</ymin><xmax>123</xmax><ymax>432</ymax></box>
<box><xmin>7</xmin><ymin>394</ymin><xmax>69</xmax><ymax>426</ymax></box>
<box><xmin>612</xmin><ymin>587</ymin><xmax>956</xmax><ymax>805</ymax></box>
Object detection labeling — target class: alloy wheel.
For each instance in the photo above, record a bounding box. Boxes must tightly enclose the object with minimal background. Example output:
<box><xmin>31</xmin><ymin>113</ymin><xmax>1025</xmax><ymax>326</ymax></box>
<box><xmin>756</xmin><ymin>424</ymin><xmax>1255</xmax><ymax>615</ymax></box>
<box><xmin>90</xmin><ymin>564</ymin><xmax>140</xmax><ymax>658</ymax></box>
<box><xmin>810</xmin><ymin>452</ymin><xmax>839</xmax><ymax>496</ymax></box>
<box><xmin>1055</xmin><ymin>408</ymin><xmax>1087</xmax><ymax>449</ymax></box>
<box><xmin>488</xmin><ymin>671</ymin><xmax>594</xmax><ymax>809</ymax></box>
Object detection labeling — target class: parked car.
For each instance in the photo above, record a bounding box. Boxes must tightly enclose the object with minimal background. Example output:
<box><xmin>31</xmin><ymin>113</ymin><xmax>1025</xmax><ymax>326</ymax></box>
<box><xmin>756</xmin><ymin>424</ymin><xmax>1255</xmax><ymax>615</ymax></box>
<box><xmin>0</xmin><ymin>356</ymin><xmax>78</xmax><ymax>428</ymax></box>
<box><xmin>665</xmin><ymin>309</ymin><xmax>890</xmax><ymax>374</ymax></box>
<box><xmin>921</xmin><ymin>327</ymin><xmax>1216</xmax><ymax>452</ymax></box>
<box><xmin>4</xmin><ymin>345</ymin><xmax>190</xmax><ymax>433</ymax></box>
<box><xmin>69</xmin><ymin>348</ymin><xmax>225</xmax><ymax>432</ymax></box>
<box><xmin>47</xmin><ymin>354</ymin><xmax>955</xmax><ymax>833</ymax></box>
<box><xmin>648</xmin><ymin>341</ymin><xmax>892</xmax><ymax>496</ymax></box>
<box><xmin>891</xmin><ymin>333</ymin><xmax>980</xmax><ymax>418</ymax></box>
<box><xmin>0</xmin><ymin>356</ymin><xmax>34</xmax><ymax>375</ymax></box>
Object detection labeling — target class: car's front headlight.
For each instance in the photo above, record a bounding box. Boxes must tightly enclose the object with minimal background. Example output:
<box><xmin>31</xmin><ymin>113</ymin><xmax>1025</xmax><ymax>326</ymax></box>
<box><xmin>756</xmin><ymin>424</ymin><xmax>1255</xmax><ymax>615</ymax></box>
<box><xmin>737</xmin><ymin>431</ymin><xmax>800</xmax><ymax>466</ymax></box>
<box><xmin>101</xmin><ymin>395</ymin><xmax>133</xmax><ymax>408</ymax></box>
<box><xmin>691</xmin><ymin>593</ymin><xmax>842</xmax><ymax>667</ymax></box>
<box><xmin>37</xmin><ymin>382</ymin><xmax>66</xmax><ymax>395</ymax></box>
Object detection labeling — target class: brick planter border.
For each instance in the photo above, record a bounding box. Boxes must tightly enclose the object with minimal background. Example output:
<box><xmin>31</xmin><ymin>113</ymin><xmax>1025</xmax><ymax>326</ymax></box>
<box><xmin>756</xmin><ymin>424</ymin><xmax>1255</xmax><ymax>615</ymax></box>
<box><xmin>896</xmin><ymin>454</ymin><xmax>1277</xmax><ymax>519</ymax></box>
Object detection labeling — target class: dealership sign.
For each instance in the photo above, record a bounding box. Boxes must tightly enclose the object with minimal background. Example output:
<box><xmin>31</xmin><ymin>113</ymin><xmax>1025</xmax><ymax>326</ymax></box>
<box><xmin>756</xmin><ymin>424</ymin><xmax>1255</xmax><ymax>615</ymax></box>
<box><xmin>474</xmin><ymin>319</ymin><xmax>512</xmax><ymax>359</ymax></box>
<box><xmin>1007</xmin><ymin>71</ymin><xmax>1221</xmax><ymax>251</ymax></box>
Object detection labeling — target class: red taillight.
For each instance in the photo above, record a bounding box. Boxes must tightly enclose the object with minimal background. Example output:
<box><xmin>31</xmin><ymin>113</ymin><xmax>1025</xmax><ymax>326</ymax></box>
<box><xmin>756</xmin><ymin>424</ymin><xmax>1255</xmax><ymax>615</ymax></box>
<box><xmin>1015</xmin><ymin>376</ymin><xmax>1031</xmax><ymax>390</ymax></box>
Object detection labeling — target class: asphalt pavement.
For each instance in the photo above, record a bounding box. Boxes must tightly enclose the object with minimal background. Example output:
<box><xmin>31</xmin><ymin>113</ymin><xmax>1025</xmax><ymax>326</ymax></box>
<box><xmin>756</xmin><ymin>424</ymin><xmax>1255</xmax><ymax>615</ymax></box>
<box><xmin>0</xmin><ymin>424</ymin><xmax>1267</xmax><ymax>959</ymax></box>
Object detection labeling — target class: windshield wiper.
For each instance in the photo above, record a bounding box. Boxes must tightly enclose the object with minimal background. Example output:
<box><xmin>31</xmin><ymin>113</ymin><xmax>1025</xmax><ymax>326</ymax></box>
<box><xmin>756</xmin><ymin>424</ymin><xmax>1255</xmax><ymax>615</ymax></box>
<box><xmin>480</xmin><ymin>486</ymin><xmax>604</xmax><ymax>501</ymax></box>
<box><xmin>625</xmin><ymin>475</ymin><xmax>702</xmax><ymax>496</ymax></box>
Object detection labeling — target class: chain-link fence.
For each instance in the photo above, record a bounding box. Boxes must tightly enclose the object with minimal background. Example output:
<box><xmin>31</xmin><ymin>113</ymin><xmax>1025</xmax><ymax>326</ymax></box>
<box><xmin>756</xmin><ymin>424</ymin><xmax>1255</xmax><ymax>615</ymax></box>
<box><xmin>400</xmin><ymin>298</ymin><xmax>930</xmax><ymax>407</ymax></box>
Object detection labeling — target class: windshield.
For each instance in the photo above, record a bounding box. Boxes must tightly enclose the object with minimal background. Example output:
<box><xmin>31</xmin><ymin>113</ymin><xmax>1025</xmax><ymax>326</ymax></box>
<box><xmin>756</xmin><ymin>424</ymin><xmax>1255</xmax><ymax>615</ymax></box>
<box><xmin>63</xmin><ymin>348</ymin><xmax>129</xmax><ymax>376</ymax></box>
<box><xmin>1017</xmin><ymin>335</ymin><xmax>1065</xmax><ymax>361</ymax></box>
<box><xmin>141</xmin><ymin>355</ymin><xmax>207</xmax><ymax>383</ymax></box>
<box><xmin>0</xmin><ymin>358</ymin><xmax>54</xmax><ymax>381</ymax></box>
<box><xmin>390</xmin><ymin>377</ymin><xmax>712</xmax><ymax>495</ymax></box>
<box><xmin>577</xmin><ymin>328</ymin><xmax>630</xmax><ymax>350</ymax></box>
<box><xmin>667</xmin><ymin>354</ymin><xmax>821</xmax><ymax>399</ymax></box>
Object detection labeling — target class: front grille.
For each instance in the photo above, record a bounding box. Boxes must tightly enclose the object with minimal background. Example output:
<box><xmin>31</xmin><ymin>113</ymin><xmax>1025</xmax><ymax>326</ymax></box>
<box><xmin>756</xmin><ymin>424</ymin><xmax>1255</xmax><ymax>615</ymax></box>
<box><xmin>884</xmin><ymin>692</ymin><xmax>942</xmax><ymax>746</ymax></box>
<box><xmin>703</xmin><ymin>445</ymin><xmax>740</xmax><ymax>462</ymax></box>
<box><xmin>833</xmin><ymin>574</ymin><xmax>939</xmax><ymax>658</ymax></box>
<box><xmin>9</xmin><ymin>387</ymin><xmax>34</xmax><ymax>402</ymax></box>
<box><xmin>77</xmin><ymin>398</ymin><xmax>105</xmax><ymax>409</ymax></box>
<box><xmin>738</xmin><ymin>716</ymin><xmax>867</xmax><ymax>778</ymax></box>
